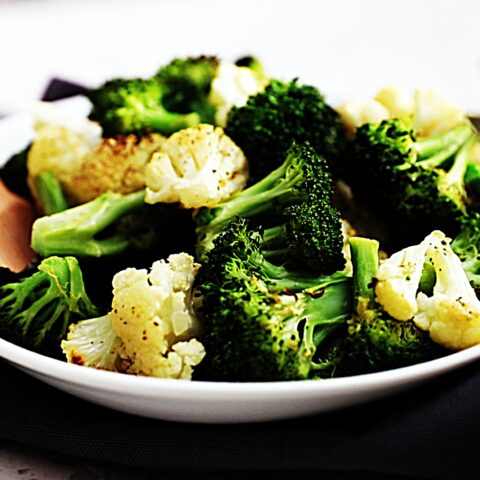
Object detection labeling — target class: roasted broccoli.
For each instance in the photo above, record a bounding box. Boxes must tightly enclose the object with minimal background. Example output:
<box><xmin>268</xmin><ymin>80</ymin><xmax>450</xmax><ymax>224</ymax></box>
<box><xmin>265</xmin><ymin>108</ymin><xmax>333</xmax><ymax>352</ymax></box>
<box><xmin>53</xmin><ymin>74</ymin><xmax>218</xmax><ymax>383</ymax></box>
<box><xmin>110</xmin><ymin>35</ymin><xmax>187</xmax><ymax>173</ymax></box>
<box><xmin>225</xmin><ymin>79</ymin><xmax>345</xmax><ymax>182</ymax></box>
<box><xmin>194</xmin><ymin>218</ymin><xmax>352</xmax><ymax>382</ymax></box>
<box><xmin>31</xmin><ymin>190</ymin><xmax>146</xmax><ymax>257</ymax></box>
<box><xmin>87</xmin><ymin>77</ymin><xmax>201</xmax><ymax>137</ymax></box>
<box><xmin>345</xmin><ymin>118</ymin><xmax>477</xmax><ymax>246</ymax></box>
<box><xmin>195</xmin><ymin>142</ymin><xmax>345</xmax><ymax>274</ymax></box>
<box><xmin>0</xmin><ymin>256</ymin><xmax>98</xmax><ymax>355</ymax></box>
<box><xmin>155</xmin><ymin>55</ymin><xmax>220</xmax><ymax>124</ymax></box>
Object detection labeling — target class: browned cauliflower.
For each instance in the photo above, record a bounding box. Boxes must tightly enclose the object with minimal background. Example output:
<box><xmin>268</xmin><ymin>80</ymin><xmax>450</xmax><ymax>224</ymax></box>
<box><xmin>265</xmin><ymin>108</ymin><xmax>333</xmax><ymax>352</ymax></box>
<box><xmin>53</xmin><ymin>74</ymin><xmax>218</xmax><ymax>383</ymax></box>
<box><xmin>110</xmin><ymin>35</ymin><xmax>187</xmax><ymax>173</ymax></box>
<box><xmin>27</xmin><ymin>113</ymin><xmax>165</xmax><ymax>205</ymax></box>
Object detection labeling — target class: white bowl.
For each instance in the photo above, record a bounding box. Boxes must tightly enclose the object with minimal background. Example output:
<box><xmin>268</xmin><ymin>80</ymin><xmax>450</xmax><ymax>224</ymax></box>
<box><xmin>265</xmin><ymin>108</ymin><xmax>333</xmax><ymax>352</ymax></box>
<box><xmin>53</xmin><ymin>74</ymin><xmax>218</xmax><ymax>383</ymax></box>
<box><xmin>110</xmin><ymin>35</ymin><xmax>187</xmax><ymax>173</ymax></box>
<box><xmin>1</xmin><ymin>91</ymin><xmax>480</xmax><ymax>424</ymax></box>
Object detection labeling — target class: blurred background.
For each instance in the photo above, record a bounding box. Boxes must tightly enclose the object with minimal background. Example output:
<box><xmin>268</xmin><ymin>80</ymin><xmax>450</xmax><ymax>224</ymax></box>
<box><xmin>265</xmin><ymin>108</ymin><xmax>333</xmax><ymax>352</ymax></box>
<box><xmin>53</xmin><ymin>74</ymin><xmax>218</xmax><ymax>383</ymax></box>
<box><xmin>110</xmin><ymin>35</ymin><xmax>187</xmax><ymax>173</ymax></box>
<box><xmin>0</xmin><ymin>0</ymin><xmax>479</xmax><ymax>116</ymax></box>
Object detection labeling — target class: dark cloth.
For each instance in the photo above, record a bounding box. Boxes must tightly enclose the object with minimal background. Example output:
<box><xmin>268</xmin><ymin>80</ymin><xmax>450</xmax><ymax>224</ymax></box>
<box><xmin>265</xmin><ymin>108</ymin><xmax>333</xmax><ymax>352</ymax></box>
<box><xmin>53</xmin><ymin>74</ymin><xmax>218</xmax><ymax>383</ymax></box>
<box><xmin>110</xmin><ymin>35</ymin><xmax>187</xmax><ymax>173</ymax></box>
<box><xmin>0</xmin><ymin>79</ymin><xmax>478</xmax><ymax>479</ymax></box>
<box><xmin>1</xmin><ymin>358</ymin><xmax>479</xmax><ymax>478</ymax></box>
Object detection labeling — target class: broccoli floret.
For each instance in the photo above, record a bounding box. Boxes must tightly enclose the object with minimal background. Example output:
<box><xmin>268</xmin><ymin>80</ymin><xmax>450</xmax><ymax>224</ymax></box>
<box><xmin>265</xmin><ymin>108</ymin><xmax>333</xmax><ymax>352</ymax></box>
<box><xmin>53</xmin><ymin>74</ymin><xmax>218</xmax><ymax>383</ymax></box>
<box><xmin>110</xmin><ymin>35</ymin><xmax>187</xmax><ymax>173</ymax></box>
<box><xmin>260</xmin><ymin>201</ymin><xmax>345</xmax><ymax>274</ymax></box>
<box><xmin>328</xmin><ymin>236</ymin><xmax>443</xmax><ymax>376</ymax></box>
<box><xmin>0</xmin><ymin>256</ymin><xmax>98</xmax><ymax>355</ymax></box>
<box><xmin>34</xmin><ymin>171</ymin><xmax>69</xmax><ymax>215</ymax></box>
<box><xmin>194</xmin><ymin>218</ymin><xmax>353</xmax><ymax>382</ymax></box>
<box><xmin>87</xmin><ymin>77</ymin><xmax>201</xmax><ymax>137</ymax></box>
<box><xmin>195</xmin><ymin>142</ymin><xmax>345</xmax><ymax>274</ymax></box>
<box><xmin>155</xmin><ymin>55</ymin><xmax>219</xmax><ymax>124</ymax></box>
<box><xmin>451</xmin><ymin>216</ymin><xmax>480</xmax><ymax>289</ymax></box>
<box><xmin>346</xmin><ymin>118</ymin><xmax>477</xmax><ymax>246</ymax></box>
<box><xmin>31</xmin><ymin>190</ymin><xmax>146</xmax><ymax>257</ymax></box>
<box><xmin>225</xmin><ymin>79</ymin><xmax>345</xmax><ymax>182</ymax></box>
<box><xmin>0</xmin><ymin>143</ymin><xmax>32</xmax><ymax>200</ymax></box>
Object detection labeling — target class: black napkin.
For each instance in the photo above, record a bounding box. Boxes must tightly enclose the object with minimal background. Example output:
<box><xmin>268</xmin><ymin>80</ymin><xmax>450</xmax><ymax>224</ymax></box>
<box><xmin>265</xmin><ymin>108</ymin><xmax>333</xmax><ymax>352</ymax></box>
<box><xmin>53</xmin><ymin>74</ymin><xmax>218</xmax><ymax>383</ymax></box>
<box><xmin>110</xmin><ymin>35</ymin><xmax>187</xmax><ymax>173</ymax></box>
<box><xmin>1</xmin><ymin>79</ymin><xmax>479</xmax><ymax>479</ymax></box>
<box><xmin>1</xmin><ymin>357</ymin><xmax>480</xmax><ymax>479</ymax></box>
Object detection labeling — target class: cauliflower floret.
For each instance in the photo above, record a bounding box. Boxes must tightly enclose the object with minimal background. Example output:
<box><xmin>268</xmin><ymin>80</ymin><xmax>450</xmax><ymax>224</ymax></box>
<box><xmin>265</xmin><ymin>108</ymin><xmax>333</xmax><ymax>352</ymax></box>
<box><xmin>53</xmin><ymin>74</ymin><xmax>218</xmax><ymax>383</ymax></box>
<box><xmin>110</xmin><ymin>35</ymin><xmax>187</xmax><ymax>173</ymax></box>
<box><xmin>375</xmin><ymin>87</ymin><xmax>415</xmax><ymax>119</ymax></box>
<box><xmin>27</xmin><ymin>107</ymin><xmax>165</xmax><ymax>205</ymax></box>
<box><xmin>337</xmin><ymin>87</ymin><xmax>466</xmax><ymax>137</ymax></box>
<box><xmin>62</xmin><ymin>314</ymin><xmax>122</xmax><ymax>370</ymax></box>
<box><xmin>412</xmin><ymin>89</ymin><xmax>466</xmax><ymax>137</ymax></box>
<box><xmin>414</xmin><ymin>233</ymin><xmax>480</xmax><ymax>350</ymax></box>
<box><xmin>111</xmin><ymin>253</ymin><xmax>205</xmax><ymax>378</ymax></box>
<box><xmin>374</xmin><ymin>229</ymin><xmax>480</xmax><ymax>351</ymax></box>
<box><xmin>336</xmin><ymin>99</ymin><xmax>390</xmax><ymax>137</ymax></box>
<box><xmin>375</xmin><ymin>232</ymin><xmax>435</xmax><ymax>321</ymax></box>
<box><xmin>27</xmin><ymin>117</ymin><xmax>101</xmax><ymax>204</ymax></box>
<box><xmin>68</xmin><ymin>133</ymin><xmax>165</xmax><ymax>204</ymax></box>
<box><xmin>145</xmin><ymin>124</ymin><xmax>248</xmax><ymax>209</ymax></box>
<box><xmin>209</xmin><ymin>60</ymin><xmax>269</xmax><ymax>127</ymax></box>
<box><xmin>62</xmin><ymin>253</ymin><xmax>205</xmax><ymax>379</ymax></box>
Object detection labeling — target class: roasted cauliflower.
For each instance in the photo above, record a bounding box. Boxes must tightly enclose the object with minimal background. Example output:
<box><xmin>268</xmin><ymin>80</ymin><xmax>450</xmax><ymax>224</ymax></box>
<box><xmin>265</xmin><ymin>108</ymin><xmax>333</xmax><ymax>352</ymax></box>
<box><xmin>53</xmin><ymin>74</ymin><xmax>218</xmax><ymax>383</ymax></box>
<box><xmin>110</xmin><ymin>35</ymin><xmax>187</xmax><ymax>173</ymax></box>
<box><xmin>145</xmin><ymin>124</ymin><xmax>248</xmax><ymax>209</ymax></box>
<box><xmin>62</xmin><ymin>253</ymin><xmax>206</xmax><ymax>379</ymax></box>
<box><xmin>27</xmin><ymin>107</ymin><xmax>165</xmax><ymax>206</ymax></box>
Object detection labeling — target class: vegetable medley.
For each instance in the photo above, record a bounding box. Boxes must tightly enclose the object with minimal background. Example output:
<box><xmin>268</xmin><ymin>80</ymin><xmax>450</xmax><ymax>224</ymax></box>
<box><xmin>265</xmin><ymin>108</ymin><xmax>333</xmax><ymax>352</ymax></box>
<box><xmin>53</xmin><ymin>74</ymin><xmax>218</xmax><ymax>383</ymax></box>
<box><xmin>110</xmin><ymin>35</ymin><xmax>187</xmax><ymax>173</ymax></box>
<box><xmin>1</xmin><ymin>55</ymin><xmax>480</xmax><ymax>382</ymax></box>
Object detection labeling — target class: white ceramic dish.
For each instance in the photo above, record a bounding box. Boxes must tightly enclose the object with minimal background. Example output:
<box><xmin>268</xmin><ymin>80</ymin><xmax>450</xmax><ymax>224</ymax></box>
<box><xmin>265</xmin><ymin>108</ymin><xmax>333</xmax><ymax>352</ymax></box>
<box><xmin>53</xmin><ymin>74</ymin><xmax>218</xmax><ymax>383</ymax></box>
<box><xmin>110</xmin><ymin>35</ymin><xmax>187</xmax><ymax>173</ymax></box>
<box><xmin>2</xmin><ymin>336</ymin><xmax>480</xmax><ymax>424</ymax></box>
<box><xmin>1</xmin><ymin>98</ymin><xmax>480</xmax><ymax>424</ymax></box>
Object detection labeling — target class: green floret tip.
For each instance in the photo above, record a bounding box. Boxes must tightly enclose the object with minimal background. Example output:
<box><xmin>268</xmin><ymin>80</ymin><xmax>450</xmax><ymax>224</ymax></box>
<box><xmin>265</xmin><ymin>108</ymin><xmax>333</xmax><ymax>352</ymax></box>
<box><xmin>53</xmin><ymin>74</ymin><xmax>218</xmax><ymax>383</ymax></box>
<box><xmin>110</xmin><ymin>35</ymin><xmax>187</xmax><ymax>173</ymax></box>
<box><xmin>31</xmin><ymin>190</ymin><xmax>146</xmax><ymax>258</ymax></box>
<box><xmin>194</xmin><ymin>218</ymin><xmax>353</xmax><ymax>382</ymax></box>
<box><xmin>195</xmin><ymin>142</ymin><xmax>346</xmax><ymax>275</ymax></box>
<box><xmin>225</xmin><ymin>78</ymin><xmax>345</xmax><ymax>182</ymax></box>
<box><xmin>87</xmin><ymin>77</ymin><xmax>201</xmax><ymax>137</ymax></box>
<box><xmin>324</xmin><ymin>237</ymin><xmax>444</xmax><ymax>376</ymax></box>
<box><xmin>0</xmin><ymin>256</ymin><xmax>99</xmax><ymax>354</ymax></box>
<box><xmin>345</xmin><ymin>118</ymin><xmax>477</xmax><ymax>246</ymax></box>
<box><xmin>155</xmin><ymin>55</ymin><xmax>220</xmax><ymax>124</ymax></box>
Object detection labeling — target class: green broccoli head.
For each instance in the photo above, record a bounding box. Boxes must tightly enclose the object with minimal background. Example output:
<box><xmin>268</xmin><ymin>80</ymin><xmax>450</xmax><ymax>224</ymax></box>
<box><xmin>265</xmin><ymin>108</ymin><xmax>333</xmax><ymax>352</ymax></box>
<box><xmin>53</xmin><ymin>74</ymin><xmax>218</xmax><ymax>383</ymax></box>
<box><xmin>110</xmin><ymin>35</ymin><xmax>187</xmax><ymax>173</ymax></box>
<box><xmin>194</xmin><ymin>218</ymin><xmax>352</xmax><ymax>381</ymax></box>
<box><xmin>155</xmin><ymin>55</ymin><xmax>219</xmax><ymax>124</ymax></box>
<box><xmin>346</xmin><ymin>118</ymin><xmax>476</xmax><ymax>246</ymax></box>
<box><xmin>0</xmin><ymin>256</ymin><xmax>99</xmax><ymax>355</ymax></box>
<box><xmin>87</xmin><ymin>77</ymin><xmax>201</xmax><ymax>137</ymax></box>
<box><xmin>225</xmin><ymin>79</ymin><xmax>345</xmax><ymax>182</ymax></box>
<box><xmin>262</xmin><ymin>200</ymin><xmax>346</xmax><ymax>275</ymax></box>
<box><xmin>195</xmin><ymin>141</ymin><xmax>345</xmax><ymax>273</ymax></box>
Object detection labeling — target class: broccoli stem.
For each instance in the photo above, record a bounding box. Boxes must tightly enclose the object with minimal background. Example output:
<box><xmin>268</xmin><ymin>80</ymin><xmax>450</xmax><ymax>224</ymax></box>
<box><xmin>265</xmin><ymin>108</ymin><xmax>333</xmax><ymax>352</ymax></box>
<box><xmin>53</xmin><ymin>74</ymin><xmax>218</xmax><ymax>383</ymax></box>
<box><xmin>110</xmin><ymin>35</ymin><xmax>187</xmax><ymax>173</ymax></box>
<box><xmin>261</xmin><ymin>224</ymin><xmax>289</xmax><ymax>257</ymax></box>
<box><xmin>139</xmin><ymin>108</ymin><xmax>200</xmax><ymax>135</ymax></box>
<box><xmin>35</xmin><ymin>171</ymin><xmax>69</xmax><ymax>215</ymax></box>
<box><xmin>415</xmin><ymin>123</ymin><xmax>472</xmax><ymax>168</ymax></box>
<box><xmin>31</xmin><ymin>190</ymin><xmax>146</xmax><ymax>257</ymax></box>
<box><xmin>302</xmin><ymin>280</ymin><xmax>353</xmax><ymax>365</ymax></box>
<box><xmin>349</xmin><ymin>237</ymin><xmax>380</xmax><ymax>311</ymax></box>
<box><xmin>437</xmin><ymin>134</ymin><xmax>477</xmax><ymax>208</ymax></box>
<box><xmin>196</xmin><ymin>154</ymin><xmax>306</xmax><ymax>254</ymax></box>
<box><xmin>0</xmin><ymin>256</ymin><xmax>99</xmax><ymax>351</ymax></box>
